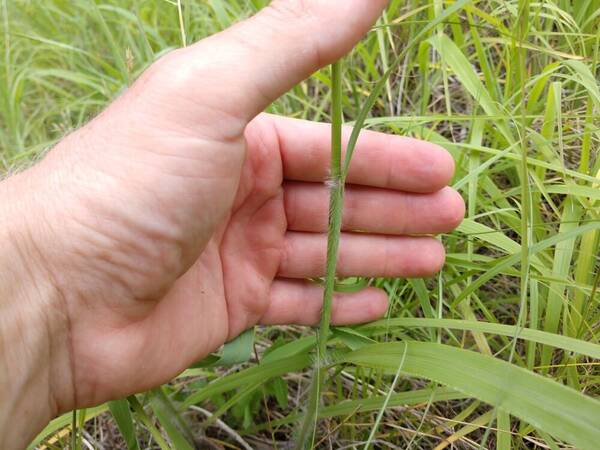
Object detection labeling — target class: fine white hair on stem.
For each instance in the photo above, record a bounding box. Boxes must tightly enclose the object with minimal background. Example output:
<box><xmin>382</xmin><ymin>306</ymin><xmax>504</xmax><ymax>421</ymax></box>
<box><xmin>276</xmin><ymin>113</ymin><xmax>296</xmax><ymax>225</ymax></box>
<box><xmin>325</xmin><ymin>177</ymin><xmax>339</xmax><ymax>190</ymax></box>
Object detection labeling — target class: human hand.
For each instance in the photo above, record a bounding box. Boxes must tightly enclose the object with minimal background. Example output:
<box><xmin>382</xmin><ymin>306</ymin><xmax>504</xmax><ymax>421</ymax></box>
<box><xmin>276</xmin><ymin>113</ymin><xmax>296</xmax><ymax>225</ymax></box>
<box><xmin>0</xmin><ymin>1</ymin><xmax>464</xmax><ymax>447</ymax></box>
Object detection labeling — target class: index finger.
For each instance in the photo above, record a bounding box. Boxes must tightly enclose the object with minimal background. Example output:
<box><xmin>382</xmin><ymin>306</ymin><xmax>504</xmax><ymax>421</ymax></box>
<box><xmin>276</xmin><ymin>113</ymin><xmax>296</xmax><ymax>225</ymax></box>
<box><xmin>265</xmin><ymin>114</ymin><xmax>455</xmax><ymax>193</ymax></box>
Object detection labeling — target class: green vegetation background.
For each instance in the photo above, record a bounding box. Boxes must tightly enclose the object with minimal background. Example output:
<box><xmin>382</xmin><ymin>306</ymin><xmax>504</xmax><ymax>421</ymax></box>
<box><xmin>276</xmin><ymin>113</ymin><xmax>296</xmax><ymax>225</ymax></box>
<box><xmin>1</xmin><ymin>0</ymin><xmax>599</xmax><ymax>448</ymax></box>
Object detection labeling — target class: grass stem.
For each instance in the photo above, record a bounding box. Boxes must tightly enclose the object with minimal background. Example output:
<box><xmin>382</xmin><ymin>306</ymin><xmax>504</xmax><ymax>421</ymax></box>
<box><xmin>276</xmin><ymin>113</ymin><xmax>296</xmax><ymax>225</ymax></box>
<box><xmin>295</xmin><ymin>59</ymin><xmax>344</xmax><ymax>450</ymax></box>
<box><xmin>317</xmin><ymin>59</ymin><xmax>344</xmax><ymax>358</ymax></box>
<box><xmin>176</xmin><ymin>0</ymin><xmax>187</xmax><ymax>47</ymax></box>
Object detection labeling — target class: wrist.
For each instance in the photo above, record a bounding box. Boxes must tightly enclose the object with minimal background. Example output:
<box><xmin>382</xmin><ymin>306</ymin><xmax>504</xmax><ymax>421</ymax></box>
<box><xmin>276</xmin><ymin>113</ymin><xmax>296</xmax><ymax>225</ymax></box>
<box><xmin>0</xmin><ymin>172</ymin><xmax>74</xmax><ymax>449</ymax></box>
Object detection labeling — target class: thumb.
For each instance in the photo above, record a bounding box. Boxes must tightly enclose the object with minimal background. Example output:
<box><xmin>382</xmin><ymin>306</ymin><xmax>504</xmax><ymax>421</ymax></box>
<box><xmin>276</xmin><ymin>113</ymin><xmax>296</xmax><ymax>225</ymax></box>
<box><xmin>166</xmin><ymin>0</ymin><xmax>387</xmax><ymax>127</ymax></box>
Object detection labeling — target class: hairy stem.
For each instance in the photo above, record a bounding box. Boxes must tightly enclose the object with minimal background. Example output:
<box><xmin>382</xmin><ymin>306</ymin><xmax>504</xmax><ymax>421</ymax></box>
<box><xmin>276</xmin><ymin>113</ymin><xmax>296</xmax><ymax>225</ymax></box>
<box><xmin>318</xmin><ymin>59</ymin><xmax>344</xmax><ymax>357</ymax></box>
<box><xmin>295</xmin><ymin>59</ymin><xmax>344</xmax><ymax>450</ymax></box>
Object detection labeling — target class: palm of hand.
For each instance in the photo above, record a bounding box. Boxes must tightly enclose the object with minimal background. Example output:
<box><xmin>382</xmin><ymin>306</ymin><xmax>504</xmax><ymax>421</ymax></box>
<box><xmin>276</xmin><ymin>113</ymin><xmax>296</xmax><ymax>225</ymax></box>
<box><xmin>54</xmin><ymin>113</ymin><xmax>290</xmax><ymax>406</ymax></box>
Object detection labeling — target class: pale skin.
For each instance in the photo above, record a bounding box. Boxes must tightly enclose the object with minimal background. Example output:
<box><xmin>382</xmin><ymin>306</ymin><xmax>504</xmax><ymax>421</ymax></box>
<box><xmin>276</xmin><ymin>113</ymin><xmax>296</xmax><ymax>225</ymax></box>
<box><xmin>0</xmin><ymin>1</ymin><xmax>465</xmax><ymax>448</ymax></box>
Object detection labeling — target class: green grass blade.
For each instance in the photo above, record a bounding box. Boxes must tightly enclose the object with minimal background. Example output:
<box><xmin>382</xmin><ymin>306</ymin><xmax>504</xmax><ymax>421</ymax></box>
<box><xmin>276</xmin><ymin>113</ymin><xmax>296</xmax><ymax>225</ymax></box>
<box><xmin>249</xmin><ymin>387</ymin><xmax>466</xmax><ymax>432</ymax></box>
<box><xmin>362</xmin><ymin>341</ymin><xmax>407</xmax><ymax>449</ymax></box>
<box><xmin>358</xmin><ymin>318</ymin><xmax>600</xmax><ymax>359</ymax></box>
<box><xmin>497</xmin><ymin>410</ymin><xmax>511</xmax><ymax>450</ymax></box>
<box><xmin>343</xmin><ymin>342</ymin><xmax>600</xmax><ymax>450</ymax></box>
<box><xmin>108</xmin><ymin>399</ymin><xmax>140</xmax><ymax>450</ymax></box>
<box><xmin>28</xmin><ymin>405</ymin><xmax>108</xmax><ymax>450</ymax></box>
<box><xmin>149</xmin><ymin>388</ymin><xmax>195</xmax><ymax>450</ymax></box>
<box><xmin>127</xmin><ymin>396</ymin><xmax>170</xmax><ymax>450</ymax></box>
<box><xmin>541</xmin><ymin>197</ymin><xmax>583</xmax><ymax>369</ymax></box>
<box><xmin>182</xmin><ymin>353</ymin><xmax>311</xmax><ymax>408</ymax></box>
<box><xmin>428</xmin><ymin>33</ymin><xmax>513</xmax><ymax>143</ymax></box>
<box><xmin>452</xmin><ymin>222</ymin><xmax>600</xmax><ymax>306</ymax></box>
<box><xmin>295</xmin><ymin>59</ymin><xmax>345</xmax><ymax>450</ymax></box>
<box><xmin>342</xmin><ymin>0</ymin><xmax>474</xmax><ymax>174</ymax></box>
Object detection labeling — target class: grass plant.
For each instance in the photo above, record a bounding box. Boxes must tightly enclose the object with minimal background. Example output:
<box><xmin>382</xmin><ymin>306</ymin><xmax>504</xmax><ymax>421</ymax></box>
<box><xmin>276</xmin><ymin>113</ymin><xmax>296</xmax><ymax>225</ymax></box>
<box><xmin>1</xmin><ymin>0</ymin><xmax>599</xmax><ymax>449</ymax></box>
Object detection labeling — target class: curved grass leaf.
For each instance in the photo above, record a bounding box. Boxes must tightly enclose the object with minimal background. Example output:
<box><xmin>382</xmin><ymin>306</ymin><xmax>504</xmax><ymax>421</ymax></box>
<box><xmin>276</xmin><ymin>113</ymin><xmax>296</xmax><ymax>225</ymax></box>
<box><xmin>343</xmin><ymin>342</ymin><xmax>600</xmax><ymax>450</ymax></box>
<box><xmin>182</xmin><ymin>353</ymin><xmax>311</xmax><ymax>409</ymax></box>
<box><xmin>28</xmin><ymin>405</ymin><xmax>108</xmax><ymax>449</ymax></box>
<box><xmin>356</xmin><ymin>318</ymin><xmax>600</xmax><ymax>359</ymax></box>
<box><xmin>251</xmin><ymin>387</ymin><xmax>466</xmax><ymax>432</ymax></box>
<box><xmin>563</xmin><ymin>60</ymin><xmax>600</xmax><ymax>108</ymax></box>
<box><xmin>428</xmin><ymin>33</ymin><xmax>513</xmax><ymax>143</ymax></box>
<box><xmin>452</xmin><ymin>221</ymin><xmax>600</xmax><ymax>306</ymax></box>
<box><xmin>262</xmin><ymin>335</ymin><xmax>316</xmax><ymax>363</ymax></box>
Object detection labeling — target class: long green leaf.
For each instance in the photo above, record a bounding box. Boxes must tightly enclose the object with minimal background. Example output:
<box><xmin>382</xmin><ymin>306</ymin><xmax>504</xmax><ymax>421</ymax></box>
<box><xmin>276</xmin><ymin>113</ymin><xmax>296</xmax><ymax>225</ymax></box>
<box><xmin>149</xmin><ymin>388</ymin><xmax>195</xmax><ymax>450</ymax></box>
<box><xmin>357</xmin><ymin>318</ymin><xmax>600</xmax><ymax>359</ymax></box>
<box><xmin>428</xmin><ymin>33</ymin><xmax>513</xmax><ymax>142</ymax></box>
<box><xmin>182</xmin><ymin>353</ymin><xmax>311</xmax><ymax>408</ymax></box>
<box><xmin>251</xmin><ymin>387</ymin><xmax>466</xmax><ymax>431</ymax></box>
<box><xmin>342</xmin><ymin>0</ymin><xmax>474</xmax><ymax>173</ymax></box>
<box><xmin>108</xmin><ymin>399</ymin><xmax>140</xmax><ymax>450</ymax></box>
<box><xmin>453</xmin><ymin>221</ymin><xmax>600</xmax><ymax>306</ymax></box>
<box><xmin>343</xmin><ymin>342</ymin><xmax>600</xmax><ymax>450</ymax></box>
